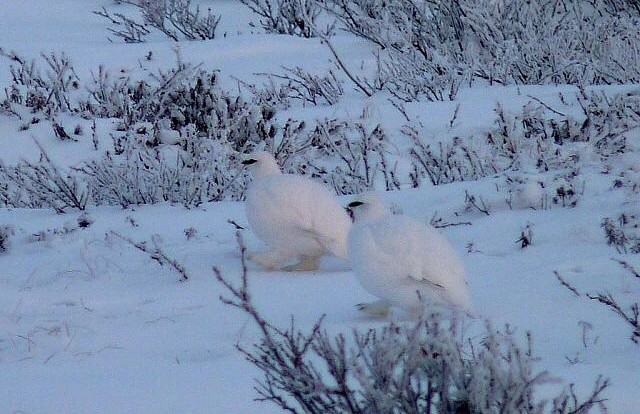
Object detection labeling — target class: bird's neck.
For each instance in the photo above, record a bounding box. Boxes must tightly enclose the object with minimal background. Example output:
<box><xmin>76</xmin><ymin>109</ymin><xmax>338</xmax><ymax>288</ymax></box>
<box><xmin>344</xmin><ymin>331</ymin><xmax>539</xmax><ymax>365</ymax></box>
<box><xmin>354</xmin><ymin>208</ymin><xmax>388</xmax><ymax>223</ymax></box>
<box><xmin>254</xmin><ymin>159</ymin><xmax>282</xmax><ymax>178</ymax></box>
<box><xmin>255</xmin><ymin>166</ymin><xmax>282</xmax><ymax>178</ymax></box>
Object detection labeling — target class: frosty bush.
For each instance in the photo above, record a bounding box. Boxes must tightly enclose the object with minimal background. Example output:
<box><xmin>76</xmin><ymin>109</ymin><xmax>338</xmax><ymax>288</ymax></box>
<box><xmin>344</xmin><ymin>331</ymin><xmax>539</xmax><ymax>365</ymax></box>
<box><xmin>321</xmin><ymin>0</ymin><xmax>467</xmax><ymax>101</ymax></box>
<box><xmin>257</xmin><ymin>67</ymin><xmax>345</xmax><ymax>106</ymax></box>
<box><xmin>84</xmin><ymin>60</ymin><xmax>278</xmax><ymax>146</ymax></box>
<box><xmin>215</xmin><ymin>230</ymin><xmax>610</xmax><ymax>413</ymax></box>
<box><xmin>602</xmin><ymin>213</ymin><xmax>640</xmax><ymax>254</ymax></box>
<box><xmin>0</xmin><ymin>146</ymin><xmax>88</xmax><ymax>213</ymax></box>
<box><xmin>0</xmin><ymin>225</ymin><xmax>13</xmax><ymax>253</ymax></box>
<box><xmin>0</xmin><ymin>49</ymin><xmax>79</xmax><ymax>117</ymax></box>
<box><xmin>0</xmin><ymin>51</ymin><xmax>278</xmax><ymax>149</ymax></box>
<box><xmin>300</xmin><ymin>118</ymin><xmax>398</xmax><ymax>194</ymax></box>
<box><xmin>408</xmin><ymin>91</ymin><xmax>640</xmax><ymax>188</ymax></box>
<box><xmin>556</xmin><ymin>260</ymin><xmax>640</xmax><ymax>344</ymax></box>
<box><xmin>94</xmin><ymin>0</ymin><xmax>221</xmax><ymax>43</ymax></box>
<box><xmin>602</xmin><ymin>0</ymin><xmax>640</xmax><ymax>14</ymax></box>
<box><xmin>2</xmin><ymin>43</ymin><xmax>638</xmax><ymax>211</ymax></box>
<box><xmin>240</xmin><ymin>0</ymin><xmax>323</xmax><ymax>37</ymax></box>
<box><xmin>321</xmin><ymin>0</ymin><xmax>640</xmax><ymax>101</ymax></box>
<box><xmin>80</xmin><ymin>127</ymin><xmax>246</xmax><ymax>207</ymax></box>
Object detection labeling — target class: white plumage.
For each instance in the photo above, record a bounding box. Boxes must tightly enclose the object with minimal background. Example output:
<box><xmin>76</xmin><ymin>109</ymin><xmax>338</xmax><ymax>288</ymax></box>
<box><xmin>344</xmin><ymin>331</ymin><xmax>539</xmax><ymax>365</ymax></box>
<box><xmin>242</xmin><ymin>151</ymin><xmax>351</xmax><ymax>271</ymax></box>
<box><xmin>347</xmin><ymin>193</ymin><xmax>471</xmax><ymax>315</ymax></box>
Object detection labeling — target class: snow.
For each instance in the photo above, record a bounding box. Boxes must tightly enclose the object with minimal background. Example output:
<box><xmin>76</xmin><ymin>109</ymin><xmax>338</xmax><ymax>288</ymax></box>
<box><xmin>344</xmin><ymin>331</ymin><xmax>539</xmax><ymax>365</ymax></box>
<box><xmin>1</xmin><ymin>1</ymin><xmax>639</xmax><ymax>413</ymax></box>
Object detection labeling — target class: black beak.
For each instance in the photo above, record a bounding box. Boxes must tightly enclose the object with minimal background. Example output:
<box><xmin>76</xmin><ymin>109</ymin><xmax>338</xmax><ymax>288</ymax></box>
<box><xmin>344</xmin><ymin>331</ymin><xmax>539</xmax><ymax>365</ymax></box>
<box><xmin>346</xmin><ymin>200</ymin><xmax>364</xmax><ymax>222</ymax></box>
<box><xmin>242</xmin><ymin>159</ymin><xmax>258</xmax><ymax>165</ymax></box>
<box><xmin>345</xmin><ymin>206</ymin><xmax>354</xmax><ymax>221</ymax></box>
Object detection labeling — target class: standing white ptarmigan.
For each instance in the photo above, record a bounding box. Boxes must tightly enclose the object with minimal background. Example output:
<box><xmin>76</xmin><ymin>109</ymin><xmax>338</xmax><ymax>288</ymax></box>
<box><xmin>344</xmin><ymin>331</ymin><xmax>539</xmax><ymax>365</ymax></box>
<box><xmin>346</xmin><ymin>193</ymin><xmax>471</xmax><ymax>316</ymax></box>
<box><xmin>242</xmin><ymin>151</ymin><xmax>352</xmax><ymax>271</ymax></box>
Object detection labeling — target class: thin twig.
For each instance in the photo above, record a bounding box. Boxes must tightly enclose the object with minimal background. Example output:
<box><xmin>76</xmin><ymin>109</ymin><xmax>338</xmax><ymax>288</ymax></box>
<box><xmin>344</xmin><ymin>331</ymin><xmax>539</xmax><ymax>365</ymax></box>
<box><xmin>108</xmin><ymin>230</ymin><xmax>189</xmax><ymax>281</ymax></box>
<box><xmin>554</xmin><ymin>270</ymin><xmax>581</xmax><ymax>297</ymax></box>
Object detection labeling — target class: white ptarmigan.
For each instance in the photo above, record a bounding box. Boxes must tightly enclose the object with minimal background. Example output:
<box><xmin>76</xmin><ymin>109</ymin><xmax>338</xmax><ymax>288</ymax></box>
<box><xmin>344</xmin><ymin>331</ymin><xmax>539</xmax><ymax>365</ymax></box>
<box><xmin>346</xmin><ymin>193</ymin><xmax>471</xmax><ymax>316</ymax></box>
<box><xmin>242</xmin><ymin>151</ymin><xmax>352</xmax><ymax>271</ymax></box>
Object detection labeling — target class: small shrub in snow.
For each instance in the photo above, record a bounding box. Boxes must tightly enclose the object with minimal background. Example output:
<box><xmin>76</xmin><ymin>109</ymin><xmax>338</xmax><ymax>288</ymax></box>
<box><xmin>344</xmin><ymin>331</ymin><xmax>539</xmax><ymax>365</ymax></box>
<box><xmin>322</xmin><ymin>0</ymin><xmax>467</xmax><ymax>101</ymax></box>
<box><xmin>321</xmin><ymin>0</ymin><xmax>640</xmax><ymax>101</ymax></box>
<box><xmin>556</xmin><ymin>260</ymin><xmax>640</xmax><ymax>344</ymax></box>
<box><xmin>463</xmin><ymin>190</ymin><xmax>491</xmax><ymax>216</ymax></box>
<box><xmin>0</xmin><ymin>146</ymin><xmax>88</xmax><ymax>213</ymax></box>
<box><xmin>408</xmin><ymin>92</ymin><xmax>639</xmax><ymax>190</ymax></box>
<box><xmin>407</xmin><ymin>130</ymin><xmax>492</xmax><ymax>186</ymax></box>
<box><xmin>215</xmin><ymin>230</ymin><xmax>610</xmax><ymax>413</ymax></box>
<box><xmin>80</xmin><ymin>128</ymin><xmax>246</xmax><ymax>207</ymax></box>
<box><xmin>259</xmin><ymin>67</ymin><xmax>345</xmax><ymax>106</ymax></box>
<box><xmin>516</xmin><ymin>223</ymin><xmax>535</xmax><ymax>249</ymax></box>
<box><xmin>602</xmin><ymin>213</ymin><xmax>640</xmax><ymax>254</ymax></box>
<box><xmin>504</xmin><ymin>169</ymin><xmax>584</xmax><ymax>211</ymax></box>
<box><xmin>94</xmin><ymin>0</ymin><xmax>221</xmax><ymax>42</ymax></box>
<box><xmin>0</xmin><ymin>225</ymin><xmax>14</xmax><ymax>254</ymax></box>
<box><xmin>108</xmin><ymin>231</ymin><xmax>190</xmax><ymax>282</ymax></box>
<box><xmin>240</xmin><ymin>0</ymin><xmax>323</xmax><ymax>38</ymax></box>
<box><xmin>305</xmin><ymin>119</ymin><xmax>393</xmax><ymax>194</ymax></box>
<box><xmin>183</xmin><ymin>227</ymin><xmax>197</xmax><ymax>240</ymax></box>
<box><xmin>0</xmin><ymin>49</ymin><xmax>78</xmax><ymax>117</ymax></box>
<box><xmin>550</xmin><ymin>172</ymin><xmax>583</xmax><ymax>209</ymax></box>
<box><xmin>84</xmin><ymin>59</ymin><xmax>277</xmax><ymax>145</ymax></box>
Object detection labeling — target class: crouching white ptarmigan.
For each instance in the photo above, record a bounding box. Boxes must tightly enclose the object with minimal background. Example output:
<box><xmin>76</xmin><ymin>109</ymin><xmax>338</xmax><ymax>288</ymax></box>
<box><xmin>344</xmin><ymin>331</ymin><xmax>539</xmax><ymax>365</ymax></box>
<box><xmin>346</xmin><ymin>193</ymin><xmax>471</xmax><ymax>316</ymax></box>
<box><xmin>242</xmin><ymin>151</ymin><xmax>351</xmax><ymax>271</ymax></box>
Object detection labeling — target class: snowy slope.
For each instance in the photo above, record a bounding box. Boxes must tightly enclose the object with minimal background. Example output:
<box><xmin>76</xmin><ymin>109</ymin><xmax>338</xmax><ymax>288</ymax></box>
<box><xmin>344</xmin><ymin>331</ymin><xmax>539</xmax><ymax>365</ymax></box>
<box><xmin>1</xmin><ymin>1</ymin><xmax>639</xmax><ymax>413</ymax></box>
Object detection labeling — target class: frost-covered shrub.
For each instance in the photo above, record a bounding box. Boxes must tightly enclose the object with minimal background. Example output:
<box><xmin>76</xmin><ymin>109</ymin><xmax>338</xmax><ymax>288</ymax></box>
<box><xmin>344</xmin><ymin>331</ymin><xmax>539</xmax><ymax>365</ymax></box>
<box><xmin>600</xmin><ymin>0</ymin><xmax>640</xmax><ymax>15</ymax></box>
<box><xmin>299</xmin><ymin>118</ymin><xmax>397</xmax><ymax>194</ymax></box>
<box><xmin>464</xmin><ymin>0</ymin><xmax>640</xmax><ymax>86</ymax></box>
<box><xmin>408</xmin><ymin>92</ymin><xmax>640</xmax><ymax>188</ymax></box>
<box><xmin>84</xmin><ymin>60</ymin><xmax>278</xmax><ymax>146</ymax></box>
<box><xmin>263</xmin><ymin>67</ymin><xmax>344</xmax><ymax>106</ymax></box>
<box><xmin>0</xmin><ymin>226</ymin><xmax>13</xmax><ymax>253</ymax></box>
<box><xmin>577</xmin><ymin>90</ymin><xmax>640</xmax><ymax>156</ymax></box>
<box><xmin>602</xmin><ymin>213</ymin><xmax>640</xmax><ymax>254</ymax></box>
<box><xmin>0</xmin><ymin>148</ymin><xmax>88</xmax><ymax>213</ymax></box>
<box><xmin>2</xmin><ymin>49</ymin><xmax>267</xmax><ymax>144</ymax></box>
<box><xmin>503</xmin><ymin>168</ymin><xmax>584</xmax><ymax>211</ymax></box>
<box><xmin>407</xmin><ymin>130</ymin><xmax>493</xmax><ymax>186</ymax></box>
<box><xmin>80</xmin><ymin>127</ymin><xmax>246</xmax><ymax>207</ymax></box>
<box><xmin>322</xmin><ymin>0</ymin><xmax>640</xmax><ymax>101</ymax></box>
<box><xmin>556</xmin><ymin>260</ymin><xmax>640</xmax><ymax>344</ymax></box>
<box><xmin>216</xmin><ymin>232</ymin><xmax>610</xmax><ymax>413</ymax></box>
<box><xmin>323</xmin><ymin>0</ymin><xmax>468</xmax><ymax>101</ymax></box>
<box><xmin>94</xmin><ymin>0</ymin><xmax>221</xmax><ymax>42</ymax></box>
<box><xmin>0</xmin><ymin>49</ymin><xmax>79</xmax><ymax>117</ymax></box>
<box><xmin>240</xmin><ymin>0</ymin><xmax>323</xmax><ymax>37</ymax></box>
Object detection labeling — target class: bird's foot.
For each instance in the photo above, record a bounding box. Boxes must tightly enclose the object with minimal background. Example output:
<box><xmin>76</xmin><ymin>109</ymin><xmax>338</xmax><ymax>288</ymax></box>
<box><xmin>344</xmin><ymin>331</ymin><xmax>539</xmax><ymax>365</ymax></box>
<box><xmin>282</xmin><ymin>255</ymin><xmax>320</xmax><ymax>272</ymax></box>
<box><xmin>247</xmin><ymin>251</ymin><xmax>288</xmax><ymax>271</ymax></box>
<box><xmin>356</xmin><ymin>300</ymin><xmax>391</xmax><ymax>317</ymax></box>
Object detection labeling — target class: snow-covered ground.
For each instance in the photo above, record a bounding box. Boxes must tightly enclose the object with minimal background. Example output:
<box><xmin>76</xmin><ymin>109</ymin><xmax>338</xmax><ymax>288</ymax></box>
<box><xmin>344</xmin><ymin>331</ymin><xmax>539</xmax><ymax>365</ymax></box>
<box><xmin>1</xmin><ymin>1</ymin><xmax>639</xmax><ymax>413</ymax></box>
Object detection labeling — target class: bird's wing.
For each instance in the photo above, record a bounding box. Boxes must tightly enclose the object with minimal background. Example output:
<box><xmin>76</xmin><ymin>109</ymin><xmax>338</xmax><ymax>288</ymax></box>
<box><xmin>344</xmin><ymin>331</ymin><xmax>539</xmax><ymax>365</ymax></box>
<box><xmin>407</xmin><ymin>275</ymin><xmax>445</xmax><ymax>291</ymax></box>
<box><xmin>291</xmin><ymin>225</ymin><xmax>335</xmax><ymax>252</ymax></box>
<box><xmin>365</xmin><ymin>218</ymin><xmax>419</xmax><ymax>257</ymax></box>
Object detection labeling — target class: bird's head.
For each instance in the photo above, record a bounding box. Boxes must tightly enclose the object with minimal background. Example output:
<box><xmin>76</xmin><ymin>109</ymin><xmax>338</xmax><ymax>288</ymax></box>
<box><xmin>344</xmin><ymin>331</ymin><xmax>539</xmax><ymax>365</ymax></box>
<box><xmin>346</xmin><ymin>193</ymin><xmax>387</xmax><ymax>222</ymax></box>
<box><xmin>242</xmin><ymin>151</ymin><xmax>282</xmax><ymax>177</ymax></box>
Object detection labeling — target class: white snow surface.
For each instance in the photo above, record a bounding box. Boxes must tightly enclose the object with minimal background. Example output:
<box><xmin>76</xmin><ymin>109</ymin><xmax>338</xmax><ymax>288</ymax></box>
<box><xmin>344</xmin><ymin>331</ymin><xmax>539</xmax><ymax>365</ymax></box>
<box><xmin>347</xmin><ymin>193</ymin><xmax>471</xmax><ymax>313</ymax></box>
<box><xmin>0</xmin><ymin>1</ymin><xmax>639</xmax><ymax>413</ymax></box>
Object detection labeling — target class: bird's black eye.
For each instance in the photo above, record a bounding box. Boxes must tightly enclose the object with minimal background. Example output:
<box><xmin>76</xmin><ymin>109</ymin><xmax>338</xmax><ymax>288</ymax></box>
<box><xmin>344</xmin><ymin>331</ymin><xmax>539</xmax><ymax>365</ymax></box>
<box><xmin>242</xmin><ymin>159</ymin><xmax>258</xmax><ymax>165</ymax></box>
<box><xmin>348</xmin><ymin>201</ymin><xmax>364</xmax><ymax>208</ymax></box>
